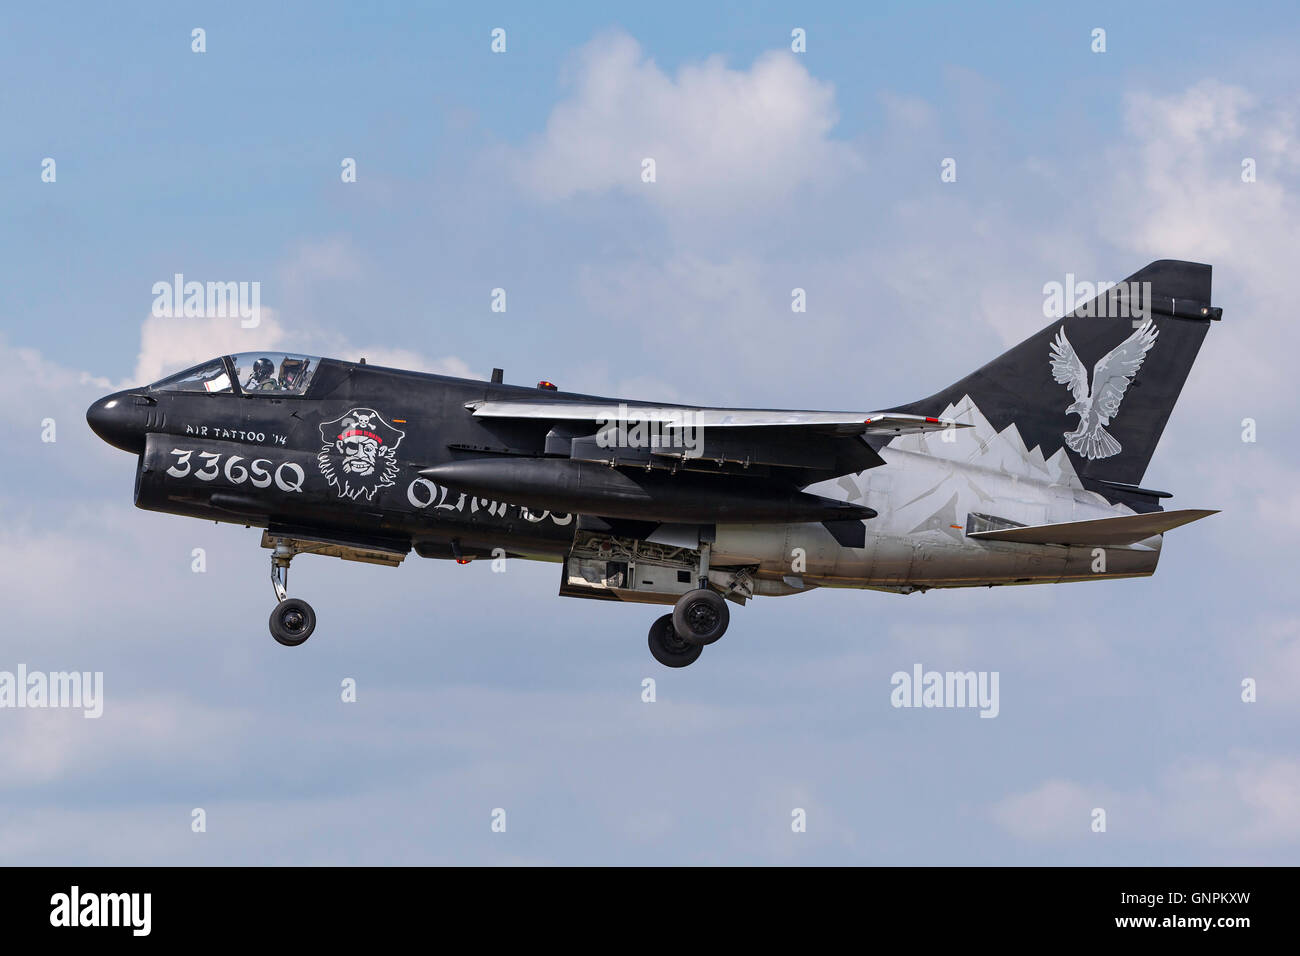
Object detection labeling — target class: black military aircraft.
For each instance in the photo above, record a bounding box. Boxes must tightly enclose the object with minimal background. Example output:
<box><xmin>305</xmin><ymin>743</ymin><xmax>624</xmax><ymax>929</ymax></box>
<box><xmin>88</xmin><ymin>260</ymin><xmax>1220</xmax><ymax>666</ymax></box>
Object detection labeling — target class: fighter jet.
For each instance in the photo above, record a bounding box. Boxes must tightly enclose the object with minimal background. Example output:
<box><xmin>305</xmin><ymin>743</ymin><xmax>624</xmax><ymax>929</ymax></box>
<box><xmin>88</xmin><ymin>260</ymin><xmax>1220</xmax><ymax>666</ymax></box>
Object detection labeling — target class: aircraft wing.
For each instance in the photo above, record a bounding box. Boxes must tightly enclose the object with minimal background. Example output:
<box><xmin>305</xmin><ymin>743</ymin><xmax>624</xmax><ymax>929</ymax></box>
<box><xmin>966</xmin><ymin>509</ymin><xmax>1218</xmax><ymax>547</ymax></box>
<box><xmin>467</xmin><ymin>400</ymin><xmax>964</xmax><ymax>436</ymax></box>
<box><xmin>463</xmin><ymin>399</ymin><xmax>969</xmax><ymax>483</ymax></box>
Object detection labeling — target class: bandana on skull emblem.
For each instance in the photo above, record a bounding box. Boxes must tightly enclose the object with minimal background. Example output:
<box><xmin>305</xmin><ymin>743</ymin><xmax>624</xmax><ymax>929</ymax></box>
<box><xmin>317</xmin><ymin>408</ymin><xmax>406</xmax><ymax>500</ymax></box>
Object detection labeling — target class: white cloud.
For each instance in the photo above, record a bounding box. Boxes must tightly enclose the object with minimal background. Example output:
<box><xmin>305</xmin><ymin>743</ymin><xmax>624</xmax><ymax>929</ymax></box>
<box><xmin>0</xmin><ymin>334</ymin><xmax>111</xmax><ymax>402</ymax></box>
<box><xmin>131</xmin><ymin>308</ymin><xmax>291</xmax><ymax>385</ymax></box>
<box><xmin>126</xmin><ymin>233</ymin><xmax>474</xmax><ymax>385</ymax></box>
<box><xmin>876</xmin><ymin>91</ymin><xmax>939</xmax><ymax>133</ymax></box>
<box><xmin>516</xmin><ymin>32</ymin><xmax>859</xmax><ymax>215</ymax></box>
<box><xmin>991</xmin><ymin>778</ymin><xmax>1100</xmax><ymax>841</ymax></box>
<box><xmin>1114</xmin><ymin>80</ymin><xmax>1300</xmax><ymax>262</ymax></box>
<box><xmin>279</xmin><ymin>236</ymin><xmax>364</xmax><ymax>288</ymax></box>
<box><xmin>1105</xmin><ymin>80</ymin><xmax>1300</xmax><ymax>413</ymax></box>
<box><xmin>0</xmin><ymin>694</ymin><xmax>253</xmax><ymax>789</ymax></box>
<box><xmin>130</xmin><ymin>308</ymin><xmax>475</xmax><ymax>386</ymax></box>
<box><xmin>1158</xmin><ymin>755</ymin><xmax>1300</xmax><ymax>847</ymax></box>
<box><xmin>992</xmin><ymin>754</ymin><xmax>1300</xmax><ymax>848</ymax></box>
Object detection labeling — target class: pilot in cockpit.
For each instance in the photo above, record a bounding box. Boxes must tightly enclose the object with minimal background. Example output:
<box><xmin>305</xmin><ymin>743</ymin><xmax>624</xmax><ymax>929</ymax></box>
<box><xmin>280</xmin><ymin>357</ymin><xmax>310</xmax><ymax>390</ymax></box>
<box><xmin>245</xmin><ymin>357</ymin><xmax>280</xmax><ymax>391</ymax></box>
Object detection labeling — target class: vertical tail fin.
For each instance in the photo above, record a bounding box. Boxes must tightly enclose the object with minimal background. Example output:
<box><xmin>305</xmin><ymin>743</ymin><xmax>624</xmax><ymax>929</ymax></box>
<box><xmin>890</xmin><ymin>260</ymin><xmax>1219</xmax><ymax>486</ymax></box>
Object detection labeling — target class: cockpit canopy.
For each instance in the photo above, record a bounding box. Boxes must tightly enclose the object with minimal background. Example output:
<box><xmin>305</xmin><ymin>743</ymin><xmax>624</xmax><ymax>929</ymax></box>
<box><xmin>152</xmin><ymin>352</ymin><xmax>321</xmax><ymax>396</ymax></box>
<box><xmin>229</xmin><ymin>352</ymin><xmax>317</xmax><ymax>394</ymax></box>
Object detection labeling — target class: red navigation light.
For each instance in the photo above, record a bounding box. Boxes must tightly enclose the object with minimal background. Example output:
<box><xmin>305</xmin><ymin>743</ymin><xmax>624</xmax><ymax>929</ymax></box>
<box><xmin>537</xmin><ymin>380</ymin><xmax>557</xmax><ymax>391</ymax></box>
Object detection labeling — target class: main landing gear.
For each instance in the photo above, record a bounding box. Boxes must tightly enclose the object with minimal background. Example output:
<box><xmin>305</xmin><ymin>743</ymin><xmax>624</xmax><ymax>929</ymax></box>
<box><xmin>269</xmin><ymin>539</ymin><xmax>316</xmax><ymax>647</ymax></box>
<box><xmin>647</xmin><ymin>588</ymin><xmax>731</xmax><ymax>668</ymax></box>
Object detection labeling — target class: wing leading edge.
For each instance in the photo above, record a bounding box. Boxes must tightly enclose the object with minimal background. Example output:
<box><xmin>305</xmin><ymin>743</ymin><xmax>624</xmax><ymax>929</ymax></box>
<box><xmin>466</xmin><ymin>400</ymin><xmax>968</xmax><ymax>437</ymax></box>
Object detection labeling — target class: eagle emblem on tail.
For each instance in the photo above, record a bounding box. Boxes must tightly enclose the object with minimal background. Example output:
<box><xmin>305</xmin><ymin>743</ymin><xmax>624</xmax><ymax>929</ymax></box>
<box><xmin>1049</xmin><ymin>320</ymin><xmax>1158</xmax><ymax>460</ymax></box>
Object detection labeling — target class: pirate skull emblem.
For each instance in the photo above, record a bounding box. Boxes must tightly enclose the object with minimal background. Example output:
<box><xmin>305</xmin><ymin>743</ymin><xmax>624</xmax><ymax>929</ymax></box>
<box><xmin>336</xmin><ymin>414</ymin><xmax>382</xmax><ymax>475</ymax></box>
<box><xmin>317</xmin><ymin>408</ymin><xmax>406</xmax><ymax>500</ymax></box>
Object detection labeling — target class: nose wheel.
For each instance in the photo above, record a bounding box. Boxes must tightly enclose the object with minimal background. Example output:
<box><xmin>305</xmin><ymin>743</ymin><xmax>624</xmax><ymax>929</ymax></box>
<box><xmin>269</xmin><ymin>539</ymin><xmax>316</xmax><ymax>647</ymax></box>
<box><xmin>270</xmin><ymin>598</ymin><xmax>316</xmax><ymax>646</ymax></box>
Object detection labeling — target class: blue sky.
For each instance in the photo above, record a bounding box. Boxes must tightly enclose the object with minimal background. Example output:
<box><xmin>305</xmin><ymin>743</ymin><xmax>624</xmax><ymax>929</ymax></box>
<box><xmin>1</xmin><ymin>1</ymin><xmax>1298</xmax><ymax>864</ymax></box>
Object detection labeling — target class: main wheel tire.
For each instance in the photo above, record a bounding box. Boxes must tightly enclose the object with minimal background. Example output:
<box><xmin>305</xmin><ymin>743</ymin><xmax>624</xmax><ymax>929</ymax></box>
<box><xmin>648</xmin><ymin>613</ymin><xmax>703</xmax><ymax>667</ymax></box>
<box><xmin>672</xmin><ymin>588</ymin><xmax>729</xmax><ymax>645</ymax></box>
<box><xmin>270</xmin><ymin>598</ymin><xmax>316</xmax><ymax>647</ymax></box>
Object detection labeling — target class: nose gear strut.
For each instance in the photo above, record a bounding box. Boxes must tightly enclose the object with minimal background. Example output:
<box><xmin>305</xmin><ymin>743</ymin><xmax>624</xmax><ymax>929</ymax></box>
<box><xmin>268</xmin><ymin>538</ymin><xmax>316</xmax><ymax>647</ymax></box>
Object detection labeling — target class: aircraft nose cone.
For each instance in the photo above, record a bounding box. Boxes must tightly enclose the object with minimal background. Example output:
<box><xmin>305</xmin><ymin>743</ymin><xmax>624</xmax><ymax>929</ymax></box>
<box><xmin>87</xmin><ymin>391</ymin><xmax>147</xmax><ymax>454</ymax></box>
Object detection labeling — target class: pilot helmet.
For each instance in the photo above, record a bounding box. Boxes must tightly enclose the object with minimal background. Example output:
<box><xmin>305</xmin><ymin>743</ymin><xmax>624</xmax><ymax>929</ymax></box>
<box><xmin>251</xmin><ymin>358</ymin><xmax>275</xmax><ymax>381</ymax></box>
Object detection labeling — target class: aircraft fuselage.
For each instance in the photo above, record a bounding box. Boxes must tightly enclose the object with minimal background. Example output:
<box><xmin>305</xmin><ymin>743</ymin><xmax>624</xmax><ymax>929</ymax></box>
<box><xmin>90</xmin><ymin>357</ymin><xmax>1161</xmax><ymax>596</ymax></box>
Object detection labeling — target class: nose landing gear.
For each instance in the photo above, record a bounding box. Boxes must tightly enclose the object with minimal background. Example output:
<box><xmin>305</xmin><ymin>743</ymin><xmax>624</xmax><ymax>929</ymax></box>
<box><xmin>269</xmin><ymin>539</ymin><xmax>316</xmax><ymax>647</ymax></box>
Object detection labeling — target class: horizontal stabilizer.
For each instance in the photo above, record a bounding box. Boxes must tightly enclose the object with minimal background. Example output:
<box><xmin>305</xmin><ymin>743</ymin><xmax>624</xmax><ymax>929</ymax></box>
<box><xmin>967</xmin><ymin>509</ymin><xmax>1217</xmax><ymax>546</ymax></box>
